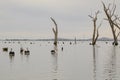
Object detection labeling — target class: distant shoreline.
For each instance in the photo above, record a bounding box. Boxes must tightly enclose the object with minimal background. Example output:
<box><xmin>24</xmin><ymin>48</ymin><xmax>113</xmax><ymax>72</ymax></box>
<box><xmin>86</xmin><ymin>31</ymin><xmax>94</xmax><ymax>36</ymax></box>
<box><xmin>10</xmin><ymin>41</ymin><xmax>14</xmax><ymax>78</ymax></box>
<box><xmin>0</xmin><ymin>37</ymin><xmax>118</xmax><ymax>41</ymax></box>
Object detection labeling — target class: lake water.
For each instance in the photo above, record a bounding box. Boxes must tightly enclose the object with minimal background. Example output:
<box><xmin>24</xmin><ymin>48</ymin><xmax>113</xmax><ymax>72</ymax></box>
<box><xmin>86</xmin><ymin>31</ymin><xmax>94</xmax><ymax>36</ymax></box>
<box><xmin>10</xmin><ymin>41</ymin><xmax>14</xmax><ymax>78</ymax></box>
<box><xmin>0</xmin><ymin>41</ymin><xmax>120</xmax><ymax>80</ymax></box>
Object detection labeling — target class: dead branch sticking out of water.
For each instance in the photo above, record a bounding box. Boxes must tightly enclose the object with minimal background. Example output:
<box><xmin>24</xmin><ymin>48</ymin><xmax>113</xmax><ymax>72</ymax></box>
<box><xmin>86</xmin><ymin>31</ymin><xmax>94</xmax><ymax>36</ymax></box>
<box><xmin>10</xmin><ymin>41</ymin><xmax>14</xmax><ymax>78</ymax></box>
<box><xmin>50</xmin><ymin>17</ymin><xmax>58</xmax><ymax>46</ymax></box>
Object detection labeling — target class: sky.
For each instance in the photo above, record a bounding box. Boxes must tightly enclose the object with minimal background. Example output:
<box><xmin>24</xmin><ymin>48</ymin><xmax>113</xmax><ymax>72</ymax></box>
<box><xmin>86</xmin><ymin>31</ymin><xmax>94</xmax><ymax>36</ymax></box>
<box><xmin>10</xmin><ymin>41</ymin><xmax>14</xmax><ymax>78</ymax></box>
<box><xmin>0</xmin><ymin>0</ymin><xmax>120</xmax><ymax>39</ymax></box>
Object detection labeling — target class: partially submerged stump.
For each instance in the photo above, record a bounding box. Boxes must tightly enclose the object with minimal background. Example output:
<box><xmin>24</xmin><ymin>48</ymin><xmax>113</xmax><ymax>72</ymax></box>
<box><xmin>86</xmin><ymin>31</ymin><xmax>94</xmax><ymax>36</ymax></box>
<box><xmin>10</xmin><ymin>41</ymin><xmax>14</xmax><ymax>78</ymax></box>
<box><xmin>50</xmin><ymin>17</ymin><xmax>58</xmax><ymax>46</ymax></box>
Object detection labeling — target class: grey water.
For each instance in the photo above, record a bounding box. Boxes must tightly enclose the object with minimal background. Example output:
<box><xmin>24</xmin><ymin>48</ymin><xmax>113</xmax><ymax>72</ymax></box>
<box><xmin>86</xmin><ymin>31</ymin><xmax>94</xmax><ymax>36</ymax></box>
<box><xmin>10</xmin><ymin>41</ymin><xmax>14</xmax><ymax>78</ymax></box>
<box><xmin>0</xmin><ymin>41</ymin><xmax>120</xmax><ymax>80</ymax></box>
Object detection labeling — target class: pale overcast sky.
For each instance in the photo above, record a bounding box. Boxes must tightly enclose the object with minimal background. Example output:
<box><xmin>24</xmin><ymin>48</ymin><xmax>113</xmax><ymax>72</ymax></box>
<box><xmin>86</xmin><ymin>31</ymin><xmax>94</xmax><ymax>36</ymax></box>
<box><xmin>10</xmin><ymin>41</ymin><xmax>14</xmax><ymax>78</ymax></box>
<box><xmin>0</xmin><ymin>0</ymin><xmax>120</xmax><ymax>39</ymax></box>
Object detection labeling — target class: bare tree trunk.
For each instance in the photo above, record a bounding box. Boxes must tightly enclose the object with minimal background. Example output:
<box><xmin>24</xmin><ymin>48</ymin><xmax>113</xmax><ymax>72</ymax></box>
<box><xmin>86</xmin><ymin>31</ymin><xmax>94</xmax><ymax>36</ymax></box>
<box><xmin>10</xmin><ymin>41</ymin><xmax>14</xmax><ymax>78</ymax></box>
<box><xmin>89</xmin><ymin>11</ymin><xmax>100</xmax><ymax>45</ymax></box>
<box><xmin>102</xmin><ymin>2</ymin><xmax>120</xmax><ymax>45</ymax></box>
<box><xmin>50</xmin><ymin>17</ymin><xmax>58</xmax><ymax>46</ymax></box>
<box><xmin>92</xmin><ymin>20</ymin><xmax>97</xmax><ymax>45</ymax></box>
<box><xmin>94</xmin><ymin>27</ymin><xmax>99</xmax><ymax>45</ymax></box>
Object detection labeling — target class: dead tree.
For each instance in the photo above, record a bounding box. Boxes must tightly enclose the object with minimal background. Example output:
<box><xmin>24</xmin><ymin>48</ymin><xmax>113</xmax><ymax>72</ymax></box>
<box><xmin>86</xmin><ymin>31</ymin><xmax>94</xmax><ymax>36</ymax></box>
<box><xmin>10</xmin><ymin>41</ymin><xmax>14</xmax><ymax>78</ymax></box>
<box><xmin>50</xmin><ymin>17</ymin><xmax>58</xmax><ymax>46</ymax></box>
<box><xmin>102</xmin><ymin>2</ymin><xmax>120</xmax><ymax>45</ymax></box>
<box><xmin>89</xmin><ymin>11</ymin><xmax>101</xmax><ymax>45</ymax></box>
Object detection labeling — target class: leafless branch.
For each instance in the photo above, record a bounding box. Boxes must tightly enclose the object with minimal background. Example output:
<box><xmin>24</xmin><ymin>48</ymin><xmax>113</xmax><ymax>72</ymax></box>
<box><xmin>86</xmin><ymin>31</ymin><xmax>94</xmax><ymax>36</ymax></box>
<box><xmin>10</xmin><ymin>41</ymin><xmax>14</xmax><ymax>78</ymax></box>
<box><xmin>116</xmin><ymin>31</ymin><xmax>120</xmax><ymax>39</ymax></box>
<box><xmin>50</xmin><ymin>17</ymin><xmax>58</xmax><ymax>46</ymax></box>
<box><xmin>50</xmin><ymin>17</ymin><xmax>57</xmax><ymax>27</ymax></box>
<box><xmin>102</xmin><ymin>1</ymin><xmax>119</xmax><ymax>45</ymax></box>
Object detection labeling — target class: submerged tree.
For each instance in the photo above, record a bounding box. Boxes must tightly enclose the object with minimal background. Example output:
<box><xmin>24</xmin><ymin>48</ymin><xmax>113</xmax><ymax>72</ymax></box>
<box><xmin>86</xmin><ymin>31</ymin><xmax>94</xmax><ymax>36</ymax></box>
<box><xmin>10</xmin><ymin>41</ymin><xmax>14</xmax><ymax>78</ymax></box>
<box><xmin>89</xmin><ymin>11</ymin><xmax>101</xmax><ymax>45</ymax></box>
<box><xmin>50</xmin><ymin>17</ymin><xmax>58</xmax><ymax>46</ymax></box>
<box><xmin>102</xmin><ymin>1</ymin><xmax>120</xmax><ymax>45</ymax></box>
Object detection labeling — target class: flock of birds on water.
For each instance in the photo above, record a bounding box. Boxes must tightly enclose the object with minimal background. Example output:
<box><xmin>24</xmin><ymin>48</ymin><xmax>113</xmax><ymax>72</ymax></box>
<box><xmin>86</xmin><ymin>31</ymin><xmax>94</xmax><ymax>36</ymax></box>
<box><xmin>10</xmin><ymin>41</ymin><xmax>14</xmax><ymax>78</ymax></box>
<box><xmin>1</xmin><ymin>41</ymin><xmax>75</xmax><ymax>57</ymax></box>
<box><xmin>2</xmin><ymin>41</ymin><xmax>32</xmax><ymax>57</ymax></box>
<box><xmin>1</xmin><ymin>46</ymin><xmax>30</xmax><ymax>62</ymax></box>
<box><xmin>2</xmin><ymin>40</ymin><xmax>117</xmax><ymax>57</ymax></box>
<box><xmin>3</xmin><ymin>47</ymin><xmax>30</xmax><ymax>57</ymax></box>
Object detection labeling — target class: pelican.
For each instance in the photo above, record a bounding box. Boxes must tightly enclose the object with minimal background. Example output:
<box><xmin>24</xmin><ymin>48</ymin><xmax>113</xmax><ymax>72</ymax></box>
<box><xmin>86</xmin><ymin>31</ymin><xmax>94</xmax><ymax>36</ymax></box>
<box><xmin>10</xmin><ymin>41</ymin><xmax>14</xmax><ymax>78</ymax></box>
<box><xmin>9</xmin><ymin>48</ymin><xmax>15</xmax><ymax>56</ymax></box>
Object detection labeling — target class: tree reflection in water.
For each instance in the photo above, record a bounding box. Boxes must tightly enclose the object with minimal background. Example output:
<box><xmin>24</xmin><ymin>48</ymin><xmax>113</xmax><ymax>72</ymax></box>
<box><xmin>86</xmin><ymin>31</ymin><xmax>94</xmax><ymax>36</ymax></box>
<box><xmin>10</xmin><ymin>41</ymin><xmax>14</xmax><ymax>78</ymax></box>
<box><xmin>92</xmin><ymin>45</ymin><xmax>98</xmax><ymax>80</ymax></box>
<box><xmin>103</xmin><ymin>46</ymin><xmax>117</xmax><ymax>80</ymax></box>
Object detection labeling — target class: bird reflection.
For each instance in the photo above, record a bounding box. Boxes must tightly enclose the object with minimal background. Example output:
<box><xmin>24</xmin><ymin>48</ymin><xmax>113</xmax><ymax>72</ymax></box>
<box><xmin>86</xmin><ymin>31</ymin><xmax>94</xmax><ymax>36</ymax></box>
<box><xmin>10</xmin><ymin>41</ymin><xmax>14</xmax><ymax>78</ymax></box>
<box><xmin>9</xmin><ymin>54</ymin><xmax>15</xmax><ymax>69</ymax></box>
<box><xmin>25</xmin><ymin>53</ymin><xmax>30</xmax><ymax>62</ymax></box>
<box><xmin>9</xmin><ymin>48</ymin><xmax>15</xmax><ymax>63</ymax></box>
<box><xmin>51</xmin><ymin>45</ymin><xmax>58</xmax><ymax>80</ymax></box>
<box><xmin>104</xmin><ymin>46</ymin><xmax>117</xmax><ymax>80</ymax></box>
<box><xmin>9</xmin><ymin>54</ymin><xmax>14</xmax><ymax>63</ymax></box>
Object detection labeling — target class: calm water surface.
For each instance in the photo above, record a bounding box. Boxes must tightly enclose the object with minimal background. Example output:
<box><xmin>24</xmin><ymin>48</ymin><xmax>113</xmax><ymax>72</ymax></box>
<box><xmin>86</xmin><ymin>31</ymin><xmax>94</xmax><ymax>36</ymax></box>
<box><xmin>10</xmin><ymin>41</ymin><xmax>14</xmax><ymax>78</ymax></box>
<box><xmin>0</xmin><ymin>41</ymin><xmax>120</xmax><ymax>80</ymax></box>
